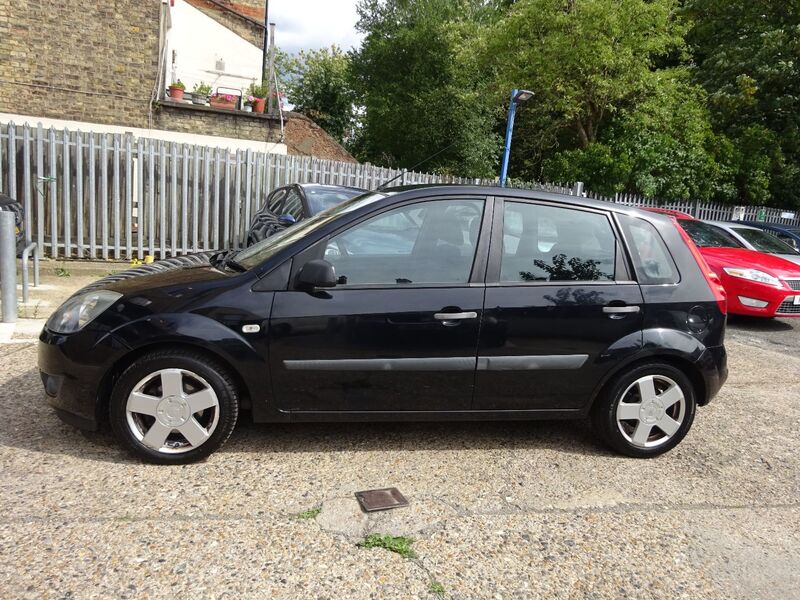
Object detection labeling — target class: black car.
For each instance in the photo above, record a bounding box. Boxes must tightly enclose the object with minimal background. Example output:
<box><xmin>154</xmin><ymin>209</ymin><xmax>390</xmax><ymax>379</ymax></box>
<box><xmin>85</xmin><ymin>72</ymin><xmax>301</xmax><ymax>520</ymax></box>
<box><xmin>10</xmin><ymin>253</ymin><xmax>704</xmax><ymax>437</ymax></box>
<box><xmin>246</xmin><ymin>183</ymin><xmax>364</xmax><ymax>246</ymax></box>
<box><xmin>39</xmin><ymin>186</ymin><xmax>728</xmax><ymax>464</ymax></box>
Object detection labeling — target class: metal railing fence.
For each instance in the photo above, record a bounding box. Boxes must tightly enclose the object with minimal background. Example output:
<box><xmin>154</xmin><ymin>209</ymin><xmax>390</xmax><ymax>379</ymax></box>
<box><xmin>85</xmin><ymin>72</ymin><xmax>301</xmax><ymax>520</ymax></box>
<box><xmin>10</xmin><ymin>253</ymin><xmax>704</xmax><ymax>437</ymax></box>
<box><xmin>2</xmin><ymin>120</ymin><xmax>799</xmax><ymax>260</ymax></box>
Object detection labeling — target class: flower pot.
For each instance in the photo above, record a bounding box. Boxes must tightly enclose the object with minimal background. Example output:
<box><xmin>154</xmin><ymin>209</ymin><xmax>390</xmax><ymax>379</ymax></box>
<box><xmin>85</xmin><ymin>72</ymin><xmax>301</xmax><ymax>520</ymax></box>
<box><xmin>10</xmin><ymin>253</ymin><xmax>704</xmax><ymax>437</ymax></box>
<box><xmin>244</xmin><ymin>105</ymin><xmax>253</xmax><ymax>112</ymax></box>
<box><xmin>192</xmin><ymin>94</ymin><xmax>208</xmax><ymax>105</ymax></box>
<box><xmin>253</xmin><ymin>97</ymin><xmax>266</xmax><ymax>113</ymax></box>
<box><xmin>168</xmin><ymin>86</ymin><xmax>185</xmax><ymax>101</ymax></box>
<box><xmin>210</xmin><ymin>97</ymin><xmax>236</xmax><ymax>110</ymax></box>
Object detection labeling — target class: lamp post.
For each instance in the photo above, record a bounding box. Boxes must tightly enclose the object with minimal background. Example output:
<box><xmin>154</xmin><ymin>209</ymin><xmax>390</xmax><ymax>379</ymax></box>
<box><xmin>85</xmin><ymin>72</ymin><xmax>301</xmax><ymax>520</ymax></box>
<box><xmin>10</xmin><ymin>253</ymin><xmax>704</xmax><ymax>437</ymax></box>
<box><xmin>499</xmin><ymin>89</ymin><xmax>534</xmax><ymax>187</ymax></box>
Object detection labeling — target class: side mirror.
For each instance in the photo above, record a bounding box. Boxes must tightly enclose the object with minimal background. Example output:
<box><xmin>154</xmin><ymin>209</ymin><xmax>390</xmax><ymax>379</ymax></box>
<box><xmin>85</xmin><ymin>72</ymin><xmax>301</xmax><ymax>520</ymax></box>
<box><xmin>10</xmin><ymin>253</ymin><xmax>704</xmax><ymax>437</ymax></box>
<box><xmin>296</xmin><ymin>259</ymin><xmax>336</xmax><ymax>290</ymax></box>
<box><xmin>278</xmin><ymin>214</ymin><xmax>297</xmax><ymax>226</ymax></box>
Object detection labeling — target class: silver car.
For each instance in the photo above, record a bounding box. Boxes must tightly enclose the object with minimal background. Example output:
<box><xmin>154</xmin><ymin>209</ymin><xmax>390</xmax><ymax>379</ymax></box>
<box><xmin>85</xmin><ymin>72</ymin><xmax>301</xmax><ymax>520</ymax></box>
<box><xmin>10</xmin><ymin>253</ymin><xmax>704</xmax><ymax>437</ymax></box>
<box><xmin>705</xmin><ymin>220</ymin><xmax>800</xmax><ymax>266</ymax></box>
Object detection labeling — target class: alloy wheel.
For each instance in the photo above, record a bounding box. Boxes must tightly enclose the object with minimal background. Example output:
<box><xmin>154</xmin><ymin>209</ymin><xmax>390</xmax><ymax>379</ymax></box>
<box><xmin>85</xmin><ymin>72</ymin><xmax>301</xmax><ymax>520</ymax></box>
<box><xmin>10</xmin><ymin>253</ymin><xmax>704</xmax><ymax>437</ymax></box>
<box><xmin>125</xmin><ymin>368</ymin><xmax>220</xmax><ymax>454</ymax></box>
<box><xmin>615</xmin><ymin>374</ymin><xmax>686</xmax><ymax>449</ymax></box>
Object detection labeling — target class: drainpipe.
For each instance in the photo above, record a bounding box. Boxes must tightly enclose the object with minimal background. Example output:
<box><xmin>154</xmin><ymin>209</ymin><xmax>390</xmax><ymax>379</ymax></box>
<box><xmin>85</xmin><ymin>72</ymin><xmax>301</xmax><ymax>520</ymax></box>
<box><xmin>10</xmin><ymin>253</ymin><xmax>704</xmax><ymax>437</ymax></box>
<box><xmin>261</xmin><ymin>0</ymin><xmax>270</xmax><ymax>84</ymax></box>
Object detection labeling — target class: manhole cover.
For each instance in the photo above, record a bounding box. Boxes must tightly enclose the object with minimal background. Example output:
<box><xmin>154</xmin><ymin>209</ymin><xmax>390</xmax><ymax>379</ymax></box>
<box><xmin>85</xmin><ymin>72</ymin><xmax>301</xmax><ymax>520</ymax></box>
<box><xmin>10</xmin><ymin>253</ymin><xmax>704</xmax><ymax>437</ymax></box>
<box><xmin>355</xmin><ymin>487</ymin><xmax>409</xmax><ymax>512</ymax></box>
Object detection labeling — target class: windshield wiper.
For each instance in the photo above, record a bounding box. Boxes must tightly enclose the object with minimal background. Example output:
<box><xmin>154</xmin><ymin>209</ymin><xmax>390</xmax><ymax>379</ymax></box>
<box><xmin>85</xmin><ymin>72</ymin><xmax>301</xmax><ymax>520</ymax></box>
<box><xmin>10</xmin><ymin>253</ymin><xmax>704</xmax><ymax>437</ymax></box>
<box><xmin>211</xmin><ymin>249</ymin><xmax>247</xmax><ymax>273</ymax></box>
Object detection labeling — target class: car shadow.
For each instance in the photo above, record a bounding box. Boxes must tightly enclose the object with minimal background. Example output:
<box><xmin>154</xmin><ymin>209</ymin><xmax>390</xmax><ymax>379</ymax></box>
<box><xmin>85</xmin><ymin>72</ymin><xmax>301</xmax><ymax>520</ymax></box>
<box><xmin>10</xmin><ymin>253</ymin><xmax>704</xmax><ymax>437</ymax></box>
<box><xmin>2</xmin><ymin>367</ymin><xmax>611</xmax><ymax>464</ymax></box>
<box><xmin>726</xmin><ymin>315</ymin><xmax>795</xmax><ymax>332</ymax></box>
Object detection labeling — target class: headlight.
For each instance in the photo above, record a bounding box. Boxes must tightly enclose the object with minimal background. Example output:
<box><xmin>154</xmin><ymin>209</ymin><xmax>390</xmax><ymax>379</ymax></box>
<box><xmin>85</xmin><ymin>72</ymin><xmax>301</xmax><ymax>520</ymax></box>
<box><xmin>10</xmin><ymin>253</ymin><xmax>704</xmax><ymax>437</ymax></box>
<box><xmin>46</xmin><ymin>290</ymin><xmax>122</xmax><ymax>334</ymax></box>
<box><xmin>723</xmin><ymin>267</ymin><xmax>782</xmax><ymax>288</ymax></box>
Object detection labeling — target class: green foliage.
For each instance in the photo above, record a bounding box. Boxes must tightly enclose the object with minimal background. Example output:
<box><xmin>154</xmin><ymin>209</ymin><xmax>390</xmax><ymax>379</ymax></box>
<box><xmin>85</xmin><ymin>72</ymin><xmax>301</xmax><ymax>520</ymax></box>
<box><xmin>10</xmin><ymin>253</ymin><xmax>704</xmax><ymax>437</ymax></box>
<box><xmin>429</xmin><ymin>580</ymin><xmax>446</xmax><ymax>598</ymax></box>
<box><xmin>55</xmin><ymin>266</ymin><xmax>70</xmax><ymax>277</ymax></box>
<box><xmin>276</xmin><ymin>0</ymin><xmax>799</xmax><ymax>207</ymax></box>
<box><xmin>543</xmin><ymin>70</ymin><xmax>731</xmax><ymax>201</ymax></box>
<box><xmin>482</xmin><ymin>0</ymin><xmax>686</xmax><ymax>150</ymax></box>
<box><xmin>170</xmin><ymin>80</ymin><xmax>186</xmax><ymax>90</ymax></box>
<box><xmin>280</xmin><ymin>46</ymin><xmax>357</xmax><ymax>145</ymax></box>
<box><xmin>192</xmin><ymin>82</ymin><xmax>211</xmax><ymax>96</ymax></box>
<box><xmin>246</xmin><ymin>81</ymin><xmax>269</xmax><ymax>99</ymax></box>
<box><xmin>357</xmin><ymin>533</ymin><xmax>417</xmax><ymax>558</ymax></box>
<box><xmin>294</xmin><ymin>507</ymin><xmax>321</xmax><ymax>520</ymax></box>
<box><xmin>350</xmin><ymin>0</ymin><xmax>500</xmax><ymax>176</ymax></box>
<box><xmin>685</xmin><ymin>0</ymin><xmax>800</xmax><ymax>207</ymax></box>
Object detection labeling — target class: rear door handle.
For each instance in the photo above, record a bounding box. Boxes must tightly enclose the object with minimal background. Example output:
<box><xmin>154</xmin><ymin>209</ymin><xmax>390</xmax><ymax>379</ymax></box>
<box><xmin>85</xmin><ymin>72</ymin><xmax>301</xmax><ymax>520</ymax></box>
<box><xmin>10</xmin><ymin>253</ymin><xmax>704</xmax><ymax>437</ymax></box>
<box><xmin>602</xmin><ymin>306</ymin><xmax>640</xmax><ymax>314</ymax></box>
<box><xmin>434</xmin><ymin>311</ymin><xmax>478</xmax><ymax>321</ymax></box>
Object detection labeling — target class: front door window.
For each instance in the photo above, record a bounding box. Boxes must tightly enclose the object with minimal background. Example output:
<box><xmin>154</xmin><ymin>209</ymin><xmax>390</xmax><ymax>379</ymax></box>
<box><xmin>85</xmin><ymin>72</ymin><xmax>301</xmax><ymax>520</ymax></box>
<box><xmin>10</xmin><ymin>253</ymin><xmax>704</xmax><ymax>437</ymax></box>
<box><xmin>325</xmin><ymin>199</ymin><xmax>484</xmax><ymax>286</ymax></box>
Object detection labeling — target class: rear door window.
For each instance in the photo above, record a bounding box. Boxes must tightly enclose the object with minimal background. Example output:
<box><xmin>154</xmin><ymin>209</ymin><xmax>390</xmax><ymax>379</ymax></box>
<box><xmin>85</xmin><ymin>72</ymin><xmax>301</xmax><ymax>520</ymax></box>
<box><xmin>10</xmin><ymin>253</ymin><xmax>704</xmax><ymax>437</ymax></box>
<box><xmin>500</xmin><ymin>202</ymin><xmax>616</xmax><ymax>282</ymax></box>
<box><xmin>618</xmin><ymin>215</ymin><xmax>679</xmax><ymax>284</ymax></box>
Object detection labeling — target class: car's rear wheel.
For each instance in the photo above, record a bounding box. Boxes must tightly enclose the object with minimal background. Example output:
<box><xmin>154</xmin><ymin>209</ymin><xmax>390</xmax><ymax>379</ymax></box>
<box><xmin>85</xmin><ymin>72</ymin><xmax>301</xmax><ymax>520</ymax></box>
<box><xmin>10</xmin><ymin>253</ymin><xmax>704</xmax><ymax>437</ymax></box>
<box><xmin>110</xmin><ymin>350</ymin><xmax>239</xmax><ymax>464</ymax></box>
<box><xmin>591</xmin><ymin>362</ymin><xmax>696</xmax><ymax>458</ymax></box>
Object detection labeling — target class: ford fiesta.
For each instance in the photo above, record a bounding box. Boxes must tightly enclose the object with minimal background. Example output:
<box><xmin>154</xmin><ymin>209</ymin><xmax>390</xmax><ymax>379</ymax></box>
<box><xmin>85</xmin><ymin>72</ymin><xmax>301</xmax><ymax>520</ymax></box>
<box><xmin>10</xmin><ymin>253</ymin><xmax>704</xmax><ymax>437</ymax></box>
<box><xmin>39</xmin><ymin>186</ymin><xmax>728</xmax><ymax>464</ymax></box>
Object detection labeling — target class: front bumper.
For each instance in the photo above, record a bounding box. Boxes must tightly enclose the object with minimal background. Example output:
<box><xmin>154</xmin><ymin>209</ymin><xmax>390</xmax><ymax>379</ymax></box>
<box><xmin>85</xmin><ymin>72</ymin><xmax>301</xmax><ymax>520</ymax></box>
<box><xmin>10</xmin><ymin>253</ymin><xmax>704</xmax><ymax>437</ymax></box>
<box><xmin>724</xmin><ymin>279</ymin><xmax>798</xmax><ymax>317</ymax></box>
<box><xmin>38</xmin><ymin>328</ymin><xmax>112</xmax><ymax>431</ymax></box>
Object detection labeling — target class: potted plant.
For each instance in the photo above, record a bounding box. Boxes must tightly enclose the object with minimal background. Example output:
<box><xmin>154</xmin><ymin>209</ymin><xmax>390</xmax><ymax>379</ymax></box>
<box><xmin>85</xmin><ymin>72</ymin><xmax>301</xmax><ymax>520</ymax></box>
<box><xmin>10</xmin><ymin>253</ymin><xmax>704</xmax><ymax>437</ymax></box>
<box><xmin>168</xmin><ymin>80</ymin><xmax>186</xmax><ymax>101</ymax></box>
<box><xmin>192</xmin><ymin>82</ymin><xmax>212</xmax><ymax>105</ymax></box>
<box><xmin>247</xmin><ymin>82</ymin><xmax>268</xmax><ymax>113</ymax></box>
<box><xmin>243</xmin><ymin>95</ymin><xmax>255</xmax><ymax>112</ymax></box>
<box><xmin>209</xmin><ymin>92</ymin><xmax>237</xmax><ymax>110</ymax></box>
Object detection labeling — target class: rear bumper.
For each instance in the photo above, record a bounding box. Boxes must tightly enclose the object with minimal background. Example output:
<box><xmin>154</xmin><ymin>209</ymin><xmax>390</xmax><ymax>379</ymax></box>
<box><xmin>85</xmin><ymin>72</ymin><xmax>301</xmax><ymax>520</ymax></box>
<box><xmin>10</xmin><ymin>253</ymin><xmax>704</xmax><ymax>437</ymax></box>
<box><xmin>696</xmin><ymin>345</ymin><xmax>727</xmax><ymax>405</ymax></box>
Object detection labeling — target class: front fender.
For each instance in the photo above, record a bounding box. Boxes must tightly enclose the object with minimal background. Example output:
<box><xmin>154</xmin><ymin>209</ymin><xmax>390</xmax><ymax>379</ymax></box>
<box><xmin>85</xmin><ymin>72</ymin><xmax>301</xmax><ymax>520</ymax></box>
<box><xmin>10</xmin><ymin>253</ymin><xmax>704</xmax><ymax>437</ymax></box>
<box><xmin>102</xmin><ymin>313</ymin><xmax>272</xmax><ymax>420</ymax></box>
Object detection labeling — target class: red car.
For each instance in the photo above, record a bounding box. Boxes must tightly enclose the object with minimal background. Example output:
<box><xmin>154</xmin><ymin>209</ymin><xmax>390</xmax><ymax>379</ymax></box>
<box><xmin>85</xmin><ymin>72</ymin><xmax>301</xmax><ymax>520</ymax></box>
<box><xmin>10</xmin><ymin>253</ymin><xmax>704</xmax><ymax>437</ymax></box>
<box><xmin>644</xmin><ymin>209</ymin><xmax>800</xmax><ymax>317</ymax></box>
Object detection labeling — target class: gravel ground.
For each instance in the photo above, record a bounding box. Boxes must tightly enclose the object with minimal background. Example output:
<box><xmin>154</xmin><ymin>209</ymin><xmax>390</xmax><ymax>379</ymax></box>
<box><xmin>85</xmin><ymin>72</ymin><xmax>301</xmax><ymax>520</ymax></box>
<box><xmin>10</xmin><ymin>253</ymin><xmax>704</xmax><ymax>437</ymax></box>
<box><xmin>1</xmin><ymin>317</ymin><xmax>799</xmax><ymax>599</ymax></box>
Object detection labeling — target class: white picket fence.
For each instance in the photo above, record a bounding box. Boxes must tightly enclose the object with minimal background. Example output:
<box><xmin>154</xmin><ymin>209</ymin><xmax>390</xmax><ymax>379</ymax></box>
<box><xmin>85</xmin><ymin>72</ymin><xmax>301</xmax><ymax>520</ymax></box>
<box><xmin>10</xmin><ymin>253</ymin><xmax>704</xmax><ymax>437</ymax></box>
<box><xmin>1</xmin><ymin>120</ymin><xmax>798</xmax><ymax>260</ymax></box>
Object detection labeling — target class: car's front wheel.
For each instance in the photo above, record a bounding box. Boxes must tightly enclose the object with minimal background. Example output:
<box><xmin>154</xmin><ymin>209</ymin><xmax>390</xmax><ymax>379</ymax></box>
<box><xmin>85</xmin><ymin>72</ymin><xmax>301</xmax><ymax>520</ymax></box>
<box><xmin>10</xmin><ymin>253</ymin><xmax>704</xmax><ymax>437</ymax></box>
<box><xmin>110</xmin><ymin>350</ymin><xmax>239</xmax><ymax>464</ymax></box>
<box><xmin>591</xmin><ymin>362</ymin><xmax>696</xmax><ymax>458</ymax></box>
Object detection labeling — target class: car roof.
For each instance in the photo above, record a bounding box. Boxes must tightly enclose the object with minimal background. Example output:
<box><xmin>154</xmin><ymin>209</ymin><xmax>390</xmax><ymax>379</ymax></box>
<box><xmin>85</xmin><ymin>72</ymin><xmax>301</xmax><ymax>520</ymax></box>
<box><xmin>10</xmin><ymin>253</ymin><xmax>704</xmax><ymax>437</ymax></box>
<box><xmin>384</xmin><ymin>184</ymin><xmax>674</xmax><ymax>222</ymax></box>
<box><xmin>298</xmin><ymin>183</ymin><xmax>366</xmax><ymax>193</ymax></box>
<box><xmin>641</xmin><ymin>207</ymin><xmax>695</xmax><ymax>219</ymax></box>
<box><xmin>706</xmin><ymin>220</ymin><xmax>761</xmax><ymax>232</ymax></box>
<box><xmin>740</xmin><ymin>221</ymin><xmax>800</xmax><ymax>233</ymax></box>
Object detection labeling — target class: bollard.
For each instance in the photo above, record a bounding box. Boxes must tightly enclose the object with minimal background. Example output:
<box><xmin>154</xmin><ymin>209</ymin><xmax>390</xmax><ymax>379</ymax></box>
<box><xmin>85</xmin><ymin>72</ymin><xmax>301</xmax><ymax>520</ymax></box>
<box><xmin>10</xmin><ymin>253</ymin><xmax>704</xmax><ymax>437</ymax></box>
<box><xmin>0</xmin><ymin>211</ymin><xmax>17</xmax><ymax>323</ymax></box>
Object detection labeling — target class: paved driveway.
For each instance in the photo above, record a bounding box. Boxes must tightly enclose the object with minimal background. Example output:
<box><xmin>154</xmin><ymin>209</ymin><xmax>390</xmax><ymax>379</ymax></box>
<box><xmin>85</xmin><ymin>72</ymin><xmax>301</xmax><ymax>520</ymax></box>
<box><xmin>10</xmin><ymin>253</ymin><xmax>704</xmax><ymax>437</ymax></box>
<box><xmin>1</xmin><ymin>317</ymin><xmax>798</xmax><ymax>599</ymax></box>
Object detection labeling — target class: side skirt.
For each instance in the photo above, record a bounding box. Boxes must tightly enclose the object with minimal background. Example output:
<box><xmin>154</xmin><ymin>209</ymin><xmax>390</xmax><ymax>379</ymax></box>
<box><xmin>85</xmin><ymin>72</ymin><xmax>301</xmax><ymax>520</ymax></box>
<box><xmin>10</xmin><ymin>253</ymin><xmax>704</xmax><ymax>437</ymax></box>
<box><xmin>252</xmin><ymin>408</ymin><xmax>586</xmax><ymax>424</ymax></box>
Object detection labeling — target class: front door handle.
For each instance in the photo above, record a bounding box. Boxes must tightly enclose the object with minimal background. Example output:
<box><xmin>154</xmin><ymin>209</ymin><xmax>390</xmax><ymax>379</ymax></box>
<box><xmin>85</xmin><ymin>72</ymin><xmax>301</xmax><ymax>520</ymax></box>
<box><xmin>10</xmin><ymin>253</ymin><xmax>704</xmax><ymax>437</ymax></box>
<box><xmin>434</xmin><ymin>311</ymin><xmax>477</xmax><ymax>322</ymax></box>
<box><xmin>602</xmin><ymin>305</ymin><xmax>641</xmax><ymax>314</ymax></box>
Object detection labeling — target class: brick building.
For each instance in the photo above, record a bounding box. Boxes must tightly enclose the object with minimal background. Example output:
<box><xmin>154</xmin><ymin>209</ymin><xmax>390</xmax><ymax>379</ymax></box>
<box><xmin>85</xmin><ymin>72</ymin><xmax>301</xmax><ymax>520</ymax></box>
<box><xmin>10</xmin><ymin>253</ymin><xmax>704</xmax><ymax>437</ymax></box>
<box><xmin>0</xmin><ymin>0</ymin><xmax>355</xmax><ymax>161</ymax></box>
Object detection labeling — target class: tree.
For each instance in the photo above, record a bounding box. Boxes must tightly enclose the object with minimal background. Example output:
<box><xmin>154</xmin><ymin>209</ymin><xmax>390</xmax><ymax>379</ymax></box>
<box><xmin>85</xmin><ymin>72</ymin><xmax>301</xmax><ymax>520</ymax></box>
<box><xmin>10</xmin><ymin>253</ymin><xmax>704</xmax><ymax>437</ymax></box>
<box><xmin>542</xmin><ymin>70</ymin><xmax>733</xmax><ymax>201</ymax></box>
<box><xmin>349</xmin><ymin>0</ymin><xmax>501</xmax><ymax>176</ymax></box>
<box><xmin>280</xmin><ymin>46</ymin><xmax>357</xmax><ymax>145</ymax></box>
<box><xmin>685</xmin><ymin>0</ymin><xmax>800</xmax><ymax>206</ymax></box>
<box><xmin>483</xmin><ymin>0</ymin><xmax>686</xmax><ymax>150</ymax></box>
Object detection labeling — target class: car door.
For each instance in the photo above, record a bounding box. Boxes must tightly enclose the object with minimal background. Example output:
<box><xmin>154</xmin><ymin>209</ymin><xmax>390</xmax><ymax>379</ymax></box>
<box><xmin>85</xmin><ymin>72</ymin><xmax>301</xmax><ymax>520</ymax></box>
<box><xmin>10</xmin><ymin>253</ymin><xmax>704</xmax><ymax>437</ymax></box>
<box><xmin>269</xmin><ymin>196</ymin><xmax>491</xmax><ymax>412</ymax></box>
<box><xmin>473</xmin><ymin>198</ymin><xmax>643</xmax><ymax>411</ymax></box>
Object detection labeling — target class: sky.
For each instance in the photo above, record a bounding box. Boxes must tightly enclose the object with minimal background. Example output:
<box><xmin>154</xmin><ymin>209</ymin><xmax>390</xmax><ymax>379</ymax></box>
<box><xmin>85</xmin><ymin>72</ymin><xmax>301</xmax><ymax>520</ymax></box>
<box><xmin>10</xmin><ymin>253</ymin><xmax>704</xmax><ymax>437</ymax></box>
<box><xmin>268</xmin><ymin>0</ymin><xmax>364</xmax><ymax>55</ymax></box>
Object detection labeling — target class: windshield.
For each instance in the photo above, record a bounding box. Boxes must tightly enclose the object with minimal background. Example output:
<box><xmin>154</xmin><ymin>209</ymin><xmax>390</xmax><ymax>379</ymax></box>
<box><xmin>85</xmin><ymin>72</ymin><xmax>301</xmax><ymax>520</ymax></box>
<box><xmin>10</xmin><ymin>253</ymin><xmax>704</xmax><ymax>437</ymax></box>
<box><xmin>732</xmin><ymin>227</ymin><xmax>799</xmax><ymax>255</ymax></box>
<box><xmin>680</xmin><ymin>220</ymin><xmax>742</xmax><ymax>248</ymax></box>
<box><xmin>235</xmin><ymin>191</ymin><xmax>390</xmax><ymax>269</ymax></box>
<box><xmin>305</xmin><ymin>186</ymin><xmax>363</xmax><ymax>215</ymax></box>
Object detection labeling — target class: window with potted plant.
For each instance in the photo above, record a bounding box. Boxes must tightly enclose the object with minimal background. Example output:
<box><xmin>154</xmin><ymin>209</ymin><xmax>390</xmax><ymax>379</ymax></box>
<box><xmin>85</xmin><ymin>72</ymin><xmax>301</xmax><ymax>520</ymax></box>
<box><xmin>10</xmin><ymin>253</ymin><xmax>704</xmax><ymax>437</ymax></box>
<box><xmin>168</xmin><ymin>80</ymin><xmax>186</xmax><ymax>101</ymax></box>
<box><xmin>192</xmin><ymin>82</ymin><xmax>212</xmax><ymax>105</ymax></box>
<box><xmin>247</xmin><ymin>81</ymin><xmax>268</xmax><ymax>113</ymax></box>
<box><xmin>209</xmin><ymin>93</ymin><xmax>237</xmax><ymax>110</ymax></box>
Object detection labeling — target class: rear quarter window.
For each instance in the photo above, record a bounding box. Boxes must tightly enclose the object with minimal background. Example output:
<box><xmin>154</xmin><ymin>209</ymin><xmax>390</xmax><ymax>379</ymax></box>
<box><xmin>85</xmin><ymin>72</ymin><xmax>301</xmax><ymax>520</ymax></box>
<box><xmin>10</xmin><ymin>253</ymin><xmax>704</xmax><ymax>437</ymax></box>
<box><xmin>618</xmin><ymin>215</ymin><xmax>679</xmax><ymax>285</ymax></box>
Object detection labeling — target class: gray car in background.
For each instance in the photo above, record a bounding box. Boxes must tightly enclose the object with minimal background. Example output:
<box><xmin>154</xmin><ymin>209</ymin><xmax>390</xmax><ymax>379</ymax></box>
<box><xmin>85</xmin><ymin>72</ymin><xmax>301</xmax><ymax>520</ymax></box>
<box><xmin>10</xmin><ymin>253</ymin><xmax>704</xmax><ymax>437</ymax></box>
<box><xmin>705</xmin><ymin>220</ymin><xmax>800</xmax><ymax>266</ymax></box>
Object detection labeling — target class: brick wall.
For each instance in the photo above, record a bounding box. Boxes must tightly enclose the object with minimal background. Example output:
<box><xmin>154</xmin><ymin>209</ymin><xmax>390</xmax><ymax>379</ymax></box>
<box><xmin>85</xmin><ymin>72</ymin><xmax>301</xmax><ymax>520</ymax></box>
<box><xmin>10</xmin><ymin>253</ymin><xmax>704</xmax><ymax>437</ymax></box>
<box><xmin>284</xmin><ymin>113</ymin><xmax>356</xmax><ymax>163</ymax></box>
<box><xmin>0</xmin><ymin>1</ymin><xmax>355</xmax><ymax>161</ymax></box>
<box><xmin>155</xmin><ymin>102</ymin><xmax>282</xmax><ymax>144</ymax></box>
<box><xmin>0</xmin><ymin>0</ymin><xmax>161</xmax><ymax>128</ymax></box>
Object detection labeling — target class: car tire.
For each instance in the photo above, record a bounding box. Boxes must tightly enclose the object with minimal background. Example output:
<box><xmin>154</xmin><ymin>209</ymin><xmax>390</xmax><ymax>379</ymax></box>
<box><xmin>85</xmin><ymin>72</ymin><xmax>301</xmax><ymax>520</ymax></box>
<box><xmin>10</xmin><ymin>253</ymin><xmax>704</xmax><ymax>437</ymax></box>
<box><xmin>591</xmin><ymin>362</ymin><xmax>696</xmax><ymax>458</ymax></box>
<box><xmin>109</xmin><ymin>350</ymin><xmax>239</xmax><ymax>464</ymax></box>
